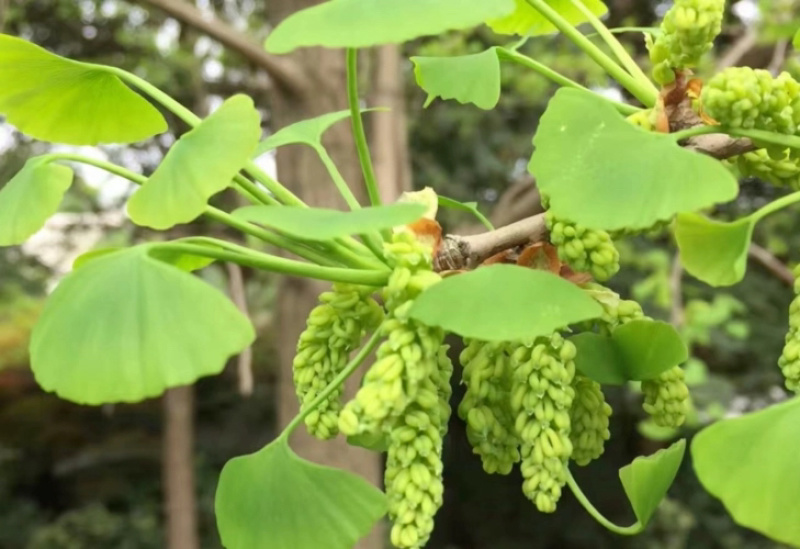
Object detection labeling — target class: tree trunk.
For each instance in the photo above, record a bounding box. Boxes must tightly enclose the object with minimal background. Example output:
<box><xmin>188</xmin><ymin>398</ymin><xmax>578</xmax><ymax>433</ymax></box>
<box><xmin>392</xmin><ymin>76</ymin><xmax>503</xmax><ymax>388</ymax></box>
<box><xmin>162</xmin><ymin>386</ymin><xmax>199</xmax><ymax>549</ymax></box>
<box><xmin>268</xmin><ymin>3</ymin><xmax>412</xmax><ymax>549</ymax></box>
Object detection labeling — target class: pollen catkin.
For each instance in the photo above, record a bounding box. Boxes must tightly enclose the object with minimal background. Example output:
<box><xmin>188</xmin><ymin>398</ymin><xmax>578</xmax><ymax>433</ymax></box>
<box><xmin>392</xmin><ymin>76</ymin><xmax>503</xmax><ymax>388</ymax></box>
<box><xmin>292</xmin><ymin>283</ymin><xmax>383</xmax><ymax>439</ymax></box>
<box><xmin>458</xmin><ymin>339</ymin><xmax>520</xmax><ymax>475</ymax></box>
<box><xmin>384</xmin><ymin>346</ymin><xmax>453</xmax><ymax>549</ymax></box>
<box><xmin>701</xmin><ymin>67</ymin><xmax>800</xmax><ymax>137</ymax></box>
<box><xmin>734</xmin><ymin>148</ymin><xmax>800</xmax><ymax>190</ymax></box>
<box><xmin>569</xmin><ymin>374</ymin><xmax>612</xmax><ymax>466</ymax></box>
<box><xmin>581</xmin><ymin>283</ymin><xmax>645</xmax><ymax>332</ymax></box>
<box><xmin>338</xmin><ymin>231</ymin><xmax>444</xmax><ymax>438</ymax></box>
<box><xmin>509</xmin><ymin>334</ymin><xmax>576</xmax><ymax>513</ymax></box>
<box><xmin>646</xmin><ymin>0</ymin><xmax>725</xmax><ymax>84</ymax></box>
<box><xmin>546</xmin><ymin>212</ymin><xmax>620</xmax><ymax>281</ymax></box>
<box><xmin>642</xmin><ymin>366</ymin><xmax>690</xmax><ymax>428</ymax></box>
<box><xmin>778</xmin><ymin>265</ymin><xmax>800</xmax><ymax>393</ymax></box>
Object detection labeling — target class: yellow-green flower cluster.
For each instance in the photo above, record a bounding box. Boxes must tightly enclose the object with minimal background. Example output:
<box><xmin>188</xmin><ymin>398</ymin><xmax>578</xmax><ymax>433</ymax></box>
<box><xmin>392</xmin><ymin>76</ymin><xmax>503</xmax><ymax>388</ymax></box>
<box><xmin>581</xmin><ymin>283</ymin><xmax>645</xmax><ymax>332</ymax></box>
<box><xmin>546</xmin><ymin>212</ymin><xmax>620</xmax><ymax>282</ymax></box>
<box><xmin>702</xmin><ymin>68</ymin><xmax>800</xmax><ymax>137</ymax></box>
<box><xmin>338</xmin><ymin>232</ymin><xmax>443</xmax><ymax>438</ymax></box>
<box><xmin>734</xmin><ymin>148</ymin><xmax>800</xmax><ymax>190</ymax></box>
<box><xmin>292</xmin><ymin>283</ymin><xmax>383</xmax><ymax>439</ymax></box>
<box><xmin>509</xmin><ymin>334</ymin><xmax>576</xmax><ymax>513</ymax></box>
<box><xmin>458</xmin><ymin>339</ymin><xmax>520</xmax><ymax>475</ymax></box>
<box><xmin>778</xmin><ymin>265</ymin><xmax>800</xmax><ymax>393</ymax></box>
<box><xmin>569</xmin><ymin>374</ymin><xmax>612</xmax><ymax>466</ymax></box>
<box><xmin>642</xmin><ymin>366</ymin><xmax>690</xmax><ymax>428</ymax></box>
<box><xmin>384</xmin><ymin>347</ymin><xmax>453</xmax><ymax>549</ymax></box>
<box><xmin>646</xmin><ymin>0</ymin><xmax>725</xmax><ymax>84</ymax></box>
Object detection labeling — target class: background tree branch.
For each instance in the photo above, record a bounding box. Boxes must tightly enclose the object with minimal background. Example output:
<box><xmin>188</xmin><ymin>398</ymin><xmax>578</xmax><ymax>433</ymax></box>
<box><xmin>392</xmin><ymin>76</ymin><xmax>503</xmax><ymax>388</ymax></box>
<box><xmin>136</xmin><ymin>0</ymin><xmax>309</xmax><ymax>95</ymax></box>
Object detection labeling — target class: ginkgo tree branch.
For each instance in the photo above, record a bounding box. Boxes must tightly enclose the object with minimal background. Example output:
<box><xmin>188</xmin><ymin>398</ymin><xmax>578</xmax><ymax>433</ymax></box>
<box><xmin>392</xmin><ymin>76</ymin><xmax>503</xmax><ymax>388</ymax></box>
<box><xmin>136</xmin><ymin>0</ymin><xmax>309</xmax><ymax>95</ymax></box>
<box><xmin>435</xmin><ymin>214</ymin><xmax>548</xmax><ymax>271</ymax></box>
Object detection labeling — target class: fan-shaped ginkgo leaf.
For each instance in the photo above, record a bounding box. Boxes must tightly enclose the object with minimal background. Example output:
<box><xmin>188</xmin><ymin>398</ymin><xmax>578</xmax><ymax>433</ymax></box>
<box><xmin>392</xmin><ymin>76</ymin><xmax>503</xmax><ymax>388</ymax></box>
<box><xmin>126</xmin><ymin>94</ymin><xmax>261</xmax><ymax>230</ymax></box>
<box><xmin>0</xmin><ymin>33</ymin><xmax>166</xmax><ymax>145</ymax></box>
<box><xmin>30</xmin><ymin>245</ymin><xmax>254</xmax><ymax>405</ymax></box>
<box><xmin>0</xmin><ymin>157</ymin><xmax>73</xmax><ymax>246</ymax></box>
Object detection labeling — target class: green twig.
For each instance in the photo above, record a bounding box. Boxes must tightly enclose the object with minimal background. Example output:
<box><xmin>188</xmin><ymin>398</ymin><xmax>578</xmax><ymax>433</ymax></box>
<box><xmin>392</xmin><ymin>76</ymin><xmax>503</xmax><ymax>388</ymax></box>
<box><xmin>566</xmin><ymin>470</ymin><xmax>643</xmax><ymax>535</ymax></box>
<box><xmin>670</xmin><ymin>125</ymin><xmax>720</xmax><ymax>142</ymax></box>
<box><xmin>44</xmin><ymin>153</ymin><xmax>380</xmax><ymax>269</ymax></box>
<box><xmin>153</xmin><ymin>242</ymin><xmax>389</xmax><ymax>286</ymax></box>
<box><xmin>281</xmin><ymin>327</ymin><xmax>384</xmax><ymax>438</ymax></box>
<box><xmin>523</xmin><ymin>0</ymin><xmax>658</xmax><ymax>107</ymax></box>
<box><xmin>725</xmin><ymin>128</ymin><xmax>800</xmax><ymax>151</ymax></box>
<box><xmin>346</xmin><ymin>48</ymin><xmax>382</xmax><ymax>208</ymax></box>
<box><xmin>568</xmin><ymin>0</ymin><xmax>657</xmax><ymax>97</ymax></box>
<box><xmin>497</xmin><ymin>48</ymin><xmax>641</xmax><ymax>116</ymax></box>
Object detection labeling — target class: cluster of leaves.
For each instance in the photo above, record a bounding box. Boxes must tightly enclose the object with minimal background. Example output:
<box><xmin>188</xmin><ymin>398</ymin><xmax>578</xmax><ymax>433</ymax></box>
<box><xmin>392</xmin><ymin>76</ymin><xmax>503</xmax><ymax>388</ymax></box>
<box><xmin>3</xmin><ymin>0</ymin><xmax>800</xmax><ymax>547</ymax></box>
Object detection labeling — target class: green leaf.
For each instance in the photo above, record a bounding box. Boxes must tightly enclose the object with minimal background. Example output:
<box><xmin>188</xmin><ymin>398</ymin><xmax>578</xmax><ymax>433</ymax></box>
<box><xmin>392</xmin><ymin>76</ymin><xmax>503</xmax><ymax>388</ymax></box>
<box><xmin>675</xmin><ymin>213</ymin><xmax>754</xmax><ymax>287</ymax></box>
<box><xmin>264</xmin><ymin>0</ymin><xmax>516</xmax><ymax>53</ymax></box>
<box><xmin>0</xmin><ymin>157</ymin><xmax>73</xmax><ymax>246</ymax></box>
<box><xmin>408</xmin><ymin>265</ymin><xmax>602</xmax><ymax>341</ymax></box>
<box><xmin>570</xmin><ymin>320</ymin><xmax>687</xmax><ymax>384</ymax></box>
<box><xmin>411</xmin><ymin>48</ymin><xmax>501</xmax><ymax>110</ymax></box>
<box><xmin>29</xmin><ymin>245</ymin><xmax>254</xmax><ymax>405</ymax></box>
<box><xmin>216</xmin><ymin>437</ymin><xmax>387</xmax><ymax>549</ymax></box>
<box><xmin>692</xmin><ymin>397</ymin><xmax>800</xmax><ymax>546</ymax></box>
<box><xmin>529</xmin><ymin>88</ymin><xmax>738</xmax><ymax>231</ymax></box>
<box><xmin>620</xmin><ymin>439</ymin><xmax>686</xmax><ymax>526</ymax></box>
<box><xmin>347</xmin><ymin>431</ymin><xmax>389</xmax><ymax>452</ymax></box>
<box><xmin>637</xmin><ymin>419</ymin><xmax>679</xmax><ymax>442</ymax></box>
<box><xmin>127</xmin><ymin>95</ymin><xmax>261</xmax><ymax>230</ymax></box>
<box><xmin>437</xmin><ymin>195</ymin><xmax>494</xmax><ymax>230</ymax></box>
<box><xmin>253</xmin><ymin>108</ymin><xmax>383</xmax><ymax>157</ymax></box>
<box><xmin>233</xmin><ymin>203</ymin><xmax>427</xmax><ymax>240</ymax></box>
<box><xmin>0</xmin><ymin>34</ymin><xmax>167</xmax><ymax>145</ymax></box>
<box><xmin>488</xmin><ymin>0</ymin><xmax>608</xmax><ymax>36</ymax></box>
<box><xmin>793</xmin><ymin>27</ymin><xmax>800</xmax><ymax>50</ymax></box>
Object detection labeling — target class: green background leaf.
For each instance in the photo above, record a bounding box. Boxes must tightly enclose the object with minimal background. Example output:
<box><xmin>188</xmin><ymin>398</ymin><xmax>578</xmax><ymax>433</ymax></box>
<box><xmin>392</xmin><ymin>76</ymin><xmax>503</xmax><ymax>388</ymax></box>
<box><xmin>408</xmin><ymin>265</ymin><xmax>602</xmax><ymax>341</ymax></box>
<box><xmin>529</xmin><ymin>88</ymin><xmax>738</xmax><ymax>230</ymax></box>
<box><xmin>0</xmin><ymin>33</ymin><xmax>166</xmax><ymax>145</ymax></box>
<box><xmin>620</xmin><ymin>439</ymin><xmax>686</xmax><ymax>526</ymax></box>
<box><xmin>411</xmin><ymin>48</ymin><xmax>501</xmax><ymax>110</ymax></box>
<box><xmin>437</xmin><ymin>195</ymin><xmax>494</xmax><ymax>230</ymax></box>
<box><xmin>675</xmin><ymin>213</ymin><xmax>754</xmax><ymax>287</ymax></box>
<box><xmin>30</xmin><ymin>246</ymin><xmax>254</xmax><ymax>405</ymax></box>
<box><xmin>253</xmin><ymin>109</ymin><xmax>382</xmax><ymax>156</ymax></box>
<box><xmin>264</xmin><ymin>0</ymin><xmax>516</xmax><ymax>53</ymax></box>
<box><xmin>216</xmin><ymin>438</ymin><xmax>387</xmax><ymax>549</ymax></box>
<box><xmin>692</xmin><ymin>397</ymin><xmax>800</xmax><ymax>546</ymax></box>
<box><xmin>488</xmin><ymin>0</ymin><xmax>608</xmax><ymax>36</ymax></box>
<box><xmin>570</xmin><ymin>320</ymin><xmax>687</xmax><ymax>384</ymax></box>
<box><xmin>233</xmin><ymin>203</ymin><xmax>427</xmax><ymax>240</ymax></box>
<box><xmin>127</xmin><ymin>94</ymin><xmax>261</xmax><ymax>230</ymax></box>
<box><xmin>0</xmin><ymin>157</ymin><xmax>73</xmax><ymax>246</ymax></box>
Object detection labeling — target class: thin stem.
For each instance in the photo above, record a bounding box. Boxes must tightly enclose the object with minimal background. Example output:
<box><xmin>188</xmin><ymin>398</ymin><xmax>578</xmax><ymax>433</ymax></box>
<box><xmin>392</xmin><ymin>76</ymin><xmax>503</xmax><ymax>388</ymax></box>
<box><xmin>316</xmin><ymin>146</ymin><xmax>363</xmax><ymax>211</ymax></box>
<box><xmin>234</xmin><ymin>174</ymin><xmax>280</xmax><ymax>206</ymax></box>
<box><xmin>243</xmin><ymin>161</ymin><xmax>307</xmax><ymax>207</ymax></box>
<box><xmin>153</xmin><ymin>242</ymin><xmax>390</xmax><ymax>286</ymax></box>
<box><xmin>107</xmin><ymin>66</ymin><xmax>202</xmax><ymax>128</ymax></box>
<box><xmin>45</xmin><ymin>152</ymin><xmax>380</xmax><ymax>269</ymax></box>
<box><xmin>346</xmin><ymin>48</ymin><xmax>382</xmax><ymax>208</ymax></box>
<box><xmin>497</xmin><ymin>48</ymin><xmax>641</xmax><ymax>116</ymax></box>
<box><xmin>725</xmin><ymin>128</ymin><xmax>800</xmax><ymax>151</ymax></box>
<box><xmin>568</xmin><ymin>0</ymin><xmax>657</xmax><ymax>97</ymax></box>
<box><xmin>281</xmin><ymin>327</ymin><xmax>384</xmax><ymax>437</ymax></box>
<box><xmin>523</xmin><ymin>0</ymin><xmax>657</xmax><ymax>107</ymax></box>
<box><xmin>751</xmin><ymin>188</ymin><xmax>800</xmax><ymax>223</ymax></box>
<box><xmin>565</xmin><ymin>470</ymin><xmax>643</xmax><ymax>535</ymax></box>
<box><xmin>670</xmin><ymin>125</ymin><xmax>720</xmax><ymax>142</ymax></box>
<box><xmin>203</xmin><ymin>209</ymin><xmax>341</xmax><ymax>267</ymax></box>
<box><xmin>316</xmin><ymin>147</ymin><xmax>387</xmax><ymax>260</ymax></box>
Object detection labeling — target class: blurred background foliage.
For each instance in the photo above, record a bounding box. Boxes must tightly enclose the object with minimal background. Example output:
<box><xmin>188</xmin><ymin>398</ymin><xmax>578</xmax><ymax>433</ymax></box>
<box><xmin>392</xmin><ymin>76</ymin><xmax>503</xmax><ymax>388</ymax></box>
<box><xmin>1</xmin><ymin>0</ymin><xmax>800</xmax><ymax>547</ymax></box>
